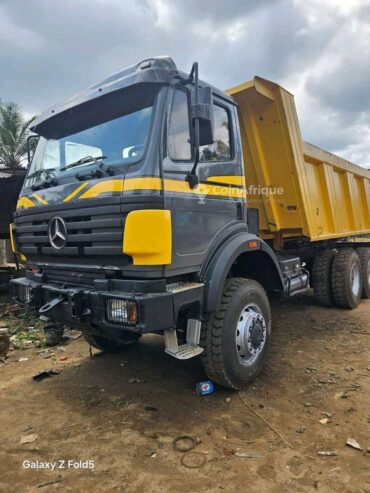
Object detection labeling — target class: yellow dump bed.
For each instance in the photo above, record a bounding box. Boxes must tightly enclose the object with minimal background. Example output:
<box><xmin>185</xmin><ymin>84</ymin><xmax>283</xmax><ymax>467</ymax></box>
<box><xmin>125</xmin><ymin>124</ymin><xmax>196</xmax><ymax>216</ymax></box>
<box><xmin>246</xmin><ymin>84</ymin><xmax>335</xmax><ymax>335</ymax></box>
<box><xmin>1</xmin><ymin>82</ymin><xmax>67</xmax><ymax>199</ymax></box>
<box><xmin>227</xmin><ymin>78</ymin><xmax>370</xmax><ymax>248</ymax></box>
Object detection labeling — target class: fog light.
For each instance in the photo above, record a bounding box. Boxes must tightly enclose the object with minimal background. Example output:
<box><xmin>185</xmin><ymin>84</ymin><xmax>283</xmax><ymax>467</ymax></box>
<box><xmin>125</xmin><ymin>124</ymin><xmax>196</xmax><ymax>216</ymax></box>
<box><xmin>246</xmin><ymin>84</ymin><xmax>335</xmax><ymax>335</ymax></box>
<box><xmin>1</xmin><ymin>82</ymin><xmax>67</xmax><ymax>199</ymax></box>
<box><xmin>18</xmin><ymin>284</ymin><xmax>32</xmax><ymax>303</ymax></box>
<box><xmin>106</xmin><ymin>298</ymin><xmax>138</xmax><ymax>325</ymax></box>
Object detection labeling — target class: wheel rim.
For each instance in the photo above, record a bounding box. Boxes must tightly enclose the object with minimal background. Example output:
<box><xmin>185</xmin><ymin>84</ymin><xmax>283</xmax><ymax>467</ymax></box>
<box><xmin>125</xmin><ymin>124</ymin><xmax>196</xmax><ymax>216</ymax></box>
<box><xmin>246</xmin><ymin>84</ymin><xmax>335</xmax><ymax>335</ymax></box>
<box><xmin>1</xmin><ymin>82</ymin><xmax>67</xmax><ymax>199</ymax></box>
<box><xmin>235</xmin><ymin>304</ymin><xmax>267</xmax><ymax>365</ymax></box>
<box><xmin>350</xmin><ymin>262</ymin><xmax>361</xmax><ymax>297</ymax></box>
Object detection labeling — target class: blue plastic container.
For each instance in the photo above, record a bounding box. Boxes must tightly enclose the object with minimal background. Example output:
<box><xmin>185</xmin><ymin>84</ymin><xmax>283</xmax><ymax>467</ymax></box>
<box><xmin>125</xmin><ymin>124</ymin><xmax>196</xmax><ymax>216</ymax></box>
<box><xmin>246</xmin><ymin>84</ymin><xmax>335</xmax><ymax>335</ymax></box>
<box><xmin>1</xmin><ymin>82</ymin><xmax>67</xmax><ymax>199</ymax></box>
<box><xmin>196</xmin><ymin>381</ymin><xmax>214</xmax><ymax>395</ymax></box>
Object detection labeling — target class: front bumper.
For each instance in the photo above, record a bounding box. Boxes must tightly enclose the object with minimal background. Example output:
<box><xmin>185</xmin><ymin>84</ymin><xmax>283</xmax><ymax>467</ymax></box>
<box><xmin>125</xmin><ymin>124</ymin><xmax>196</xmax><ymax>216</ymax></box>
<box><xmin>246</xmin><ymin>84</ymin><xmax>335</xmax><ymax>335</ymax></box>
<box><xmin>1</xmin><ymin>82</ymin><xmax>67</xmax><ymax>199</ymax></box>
<box><xmin>9</xmin><ymin>276</ymin><xmax>203</xmax><ymax>336</ymax></box>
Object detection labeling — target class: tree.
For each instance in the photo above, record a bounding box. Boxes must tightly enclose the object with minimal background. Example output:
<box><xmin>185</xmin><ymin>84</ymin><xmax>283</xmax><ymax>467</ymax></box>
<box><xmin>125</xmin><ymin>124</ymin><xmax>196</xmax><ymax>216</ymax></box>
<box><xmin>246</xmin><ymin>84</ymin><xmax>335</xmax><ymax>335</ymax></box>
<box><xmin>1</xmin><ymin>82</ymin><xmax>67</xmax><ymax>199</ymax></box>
<box><xmin>0</xmin><ymin>101</ymin><xmax>36</xmax><ymax>168</ymax></box>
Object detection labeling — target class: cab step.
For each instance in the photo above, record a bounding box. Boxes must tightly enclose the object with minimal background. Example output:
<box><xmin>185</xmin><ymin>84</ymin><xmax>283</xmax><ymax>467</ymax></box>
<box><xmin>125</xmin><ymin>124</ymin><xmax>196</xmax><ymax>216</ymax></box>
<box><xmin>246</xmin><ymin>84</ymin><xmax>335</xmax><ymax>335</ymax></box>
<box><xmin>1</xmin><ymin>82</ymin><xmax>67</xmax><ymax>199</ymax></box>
<box><xmin>165</xmin><ymin>343</ymin><xmax>204</xmax><ymax>360</ymax></box>
<box><xmin>164</xmin><ymin>319</ymin><xmax>204</xmax><ymax>360</ymax></box>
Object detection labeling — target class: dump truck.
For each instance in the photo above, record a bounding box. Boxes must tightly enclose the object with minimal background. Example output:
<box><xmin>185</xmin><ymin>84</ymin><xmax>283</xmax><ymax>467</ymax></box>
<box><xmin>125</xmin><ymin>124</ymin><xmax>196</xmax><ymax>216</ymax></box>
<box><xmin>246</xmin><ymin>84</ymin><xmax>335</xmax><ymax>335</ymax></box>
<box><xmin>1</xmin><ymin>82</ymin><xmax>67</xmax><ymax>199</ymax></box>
<box><xmin>9</xmin><ymin>57</ymin><xmax>370</xmax><ymax>389</ymax></box>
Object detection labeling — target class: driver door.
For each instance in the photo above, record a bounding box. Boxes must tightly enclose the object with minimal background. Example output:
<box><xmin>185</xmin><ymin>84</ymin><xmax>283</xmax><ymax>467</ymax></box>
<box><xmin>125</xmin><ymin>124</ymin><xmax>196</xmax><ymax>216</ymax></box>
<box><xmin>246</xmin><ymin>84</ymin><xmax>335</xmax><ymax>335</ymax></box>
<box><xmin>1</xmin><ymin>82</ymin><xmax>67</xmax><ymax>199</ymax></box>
<box><xmin>163</xmin><ymin>87</ymin><xmax>244</xmax><ymax>275</ymax></box>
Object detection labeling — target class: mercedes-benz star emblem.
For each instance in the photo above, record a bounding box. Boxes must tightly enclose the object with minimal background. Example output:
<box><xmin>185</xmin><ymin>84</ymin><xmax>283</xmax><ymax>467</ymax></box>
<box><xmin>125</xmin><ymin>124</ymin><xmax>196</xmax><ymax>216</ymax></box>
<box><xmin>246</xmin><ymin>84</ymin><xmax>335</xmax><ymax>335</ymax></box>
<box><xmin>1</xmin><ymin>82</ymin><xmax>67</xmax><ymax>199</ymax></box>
<box><xmin>48</xmin><ymin>217</ymin><xmax>67</xmax><ymax>250</ymax></box>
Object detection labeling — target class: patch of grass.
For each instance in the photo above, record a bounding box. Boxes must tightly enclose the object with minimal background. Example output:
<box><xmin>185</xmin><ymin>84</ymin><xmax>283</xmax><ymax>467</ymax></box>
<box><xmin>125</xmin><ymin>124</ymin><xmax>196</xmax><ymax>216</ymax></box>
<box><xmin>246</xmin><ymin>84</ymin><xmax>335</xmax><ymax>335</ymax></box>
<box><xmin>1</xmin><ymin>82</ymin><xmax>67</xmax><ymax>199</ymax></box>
<box><xmin>0</xmin><ymin>297</ymin><xmax>45</xmax><ymax>349</ymax></box>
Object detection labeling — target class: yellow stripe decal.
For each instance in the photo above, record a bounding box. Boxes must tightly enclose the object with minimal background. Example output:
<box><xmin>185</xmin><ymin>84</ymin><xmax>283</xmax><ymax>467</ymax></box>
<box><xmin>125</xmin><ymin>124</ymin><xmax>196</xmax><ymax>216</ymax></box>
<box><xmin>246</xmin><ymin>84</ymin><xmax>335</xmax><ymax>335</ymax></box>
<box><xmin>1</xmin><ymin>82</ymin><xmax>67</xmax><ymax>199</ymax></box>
<box><xmin>77</xmin><ymin>177</ymin><xmax>246</xmax><ymax>200</ymax></box>
<box><xmin>63</xmin><ymin>182</ymin><xmax>89</xmax><ymax>202</ymax></box>
<box><xmin>16</xmin><ymin>196</ymin><xmax>36</xmax><ymax>209</ymax></box>
<box><xmin>17</xmin><ymin>176</ymin><xmax>246</xmax><ymax>207</ymax></box>
<box><xmin>123</xmin><ymin>177</ymin><xmax>162</xmax><ymax>191</ymax></box>
<box><xmin>32</xmin><ymin>193</ymin><xmax>48</xmax><ymax>205</ymax></box>
<box><xmin>163</xmin><ymin>178</ymin><xmax>246</xmax><ymax>199</ymax></box>
<box><xmin>207</xmin><ymin>175</ymin><xmax>245</xmax><ymax>187</ymax></box>
<box><xmin>78</xmin><ymin>179</ymin><xmax>125</xmax><ymax>199</ymax></box>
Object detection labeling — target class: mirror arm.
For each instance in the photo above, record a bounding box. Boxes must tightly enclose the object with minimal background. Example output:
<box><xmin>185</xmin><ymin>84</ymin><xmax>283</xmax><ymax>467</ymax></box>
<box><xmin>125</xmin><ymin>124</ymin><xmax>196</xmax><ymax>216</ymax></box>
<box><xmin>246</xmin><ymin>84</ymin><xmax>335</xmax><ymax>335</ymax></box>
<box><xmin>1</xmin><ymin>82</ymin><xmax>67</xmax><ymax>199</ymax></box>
<box><xmin>26</xmin><ymin>135</ymin><xmax>33</xmax><ymax>167</ymax></box>
<box><xmin>171</xmin><ymin>60</ymin><xmax>197</xmax><ymax>87</ymax></box>
<box><xmin>27</xmin><ymin>134</ymin><xmax>39</xmax><ymax>168</ymax></box>
<box><xmin>186</xmin><ymin>62</ymin><xmax>200</xmax><ymax>189</ymax></box>
<box><xmin>186</xmin><ymin>119</ymin><xmax>200</xmax><ymax>188</ymax></box>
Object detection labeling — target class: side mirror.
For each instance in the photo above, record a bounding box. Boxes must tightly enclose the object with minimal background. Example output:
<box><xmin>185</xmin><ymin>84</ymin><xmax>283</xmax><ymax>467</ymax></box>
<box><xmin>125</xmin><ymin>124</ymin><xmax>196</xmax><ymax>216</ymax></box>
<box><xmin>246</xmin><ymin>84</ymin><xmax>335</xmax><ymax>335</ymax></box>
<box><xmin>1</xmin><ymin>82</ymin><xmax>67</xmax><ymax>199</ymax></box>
<box><xmin>185</xmin><ymin>61</ymin><xmax>214</xmax><ymax>189</ymax></box>
<box><xmin>27</xmin><ymin>135</ymin><xmax>39</xmax><ymax>168</ymax></box>
<box><xmin>191</xmin><ymin>86</ymin><xmax>214</xmax><ymax>146</ymax></box>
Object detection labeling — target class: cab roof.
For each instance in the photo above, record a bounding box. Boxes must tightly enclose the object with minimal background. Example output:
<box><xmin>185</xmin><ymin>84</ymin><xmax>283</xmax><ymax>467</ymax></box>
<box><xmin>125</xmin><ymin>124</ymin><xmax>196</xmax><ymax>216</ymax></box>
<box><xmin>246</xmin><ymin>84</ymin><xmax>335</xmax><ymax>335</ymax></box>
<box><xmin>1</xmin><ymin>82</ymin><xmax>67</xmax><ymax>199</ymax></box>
<box><xmin>31</xmin><ymin>56</ymin><xmax>234</xmax><ymax>135</ymax></box>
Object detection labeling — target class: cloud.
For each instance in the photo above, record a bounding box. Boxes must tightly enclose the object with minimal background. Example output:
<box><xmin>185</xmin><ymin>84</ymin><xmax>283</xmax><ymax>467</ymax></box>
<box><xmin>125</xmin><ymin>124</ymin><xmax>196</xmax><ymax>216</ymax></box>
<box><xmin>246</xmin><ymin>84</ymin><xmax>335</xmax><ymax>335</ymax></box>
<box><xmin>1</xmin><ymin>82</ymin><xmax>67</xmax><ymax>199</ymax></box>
<box><xmin>0</xmin><ymin>0</ymin><xmax>368</xmax><ymax>167</ymax></box>
<box><xmin>282</xmin><ymin>0</ymin><xmax>370</xmax><ymax>165</ymax></box>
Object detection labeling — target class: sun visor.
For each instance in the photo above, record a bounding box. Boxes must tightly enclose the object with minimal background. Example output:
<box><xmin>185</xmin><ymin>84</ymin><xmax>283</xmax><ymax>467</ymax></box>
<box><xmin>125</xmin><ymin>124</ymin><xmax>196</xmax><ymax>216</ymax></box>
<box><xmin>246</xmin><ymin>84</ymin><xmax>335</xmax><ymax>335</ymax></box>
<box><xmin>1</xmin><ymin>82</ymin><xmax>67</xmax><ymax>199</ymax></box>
<box><xmin>31</xmin><ymin>56</ymin><xmax>178</xmax><ymax>138</ymax></box>
<box><xmin>32</xmin><ymin>83</ymin><xmax>159</xmax><ymax>139</ymax></box>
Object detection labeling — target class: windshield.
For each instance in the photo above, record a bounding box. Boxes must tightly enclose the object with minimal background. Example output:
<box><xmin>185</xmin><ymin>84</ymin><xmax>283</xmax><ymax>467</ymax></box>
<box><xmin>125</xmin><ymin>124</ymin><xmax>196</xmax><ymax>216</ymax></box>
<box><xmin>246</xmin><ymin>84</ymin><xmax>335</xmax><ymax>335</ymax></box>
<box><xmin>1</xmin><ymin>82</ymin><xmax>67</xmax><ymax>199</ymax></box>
<box><xmin>25</xmin><ymin>86</ymin><xmax>157</xmax><ymax>187</ymax></box>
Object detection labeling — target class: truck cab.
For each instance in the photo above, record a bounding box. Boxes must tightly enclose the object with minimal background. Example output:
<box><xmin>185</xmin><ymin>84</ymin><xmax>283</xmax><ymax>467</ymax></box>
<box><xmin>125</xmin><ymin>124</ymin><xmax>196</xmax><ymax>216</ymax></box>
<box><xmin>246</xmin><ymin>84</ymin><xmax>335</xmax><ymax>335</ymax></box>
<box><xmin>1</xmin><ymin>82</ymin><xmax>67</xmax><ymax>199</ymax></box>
<box><xmin>11</xmin><ymin>56</ymin><xmax>368</xmax><ymax>390</ymax></box>
<box><xmin>15</xmin><ymin>58</ymin><xmax>252</xmax><ymax>276</ymax></box>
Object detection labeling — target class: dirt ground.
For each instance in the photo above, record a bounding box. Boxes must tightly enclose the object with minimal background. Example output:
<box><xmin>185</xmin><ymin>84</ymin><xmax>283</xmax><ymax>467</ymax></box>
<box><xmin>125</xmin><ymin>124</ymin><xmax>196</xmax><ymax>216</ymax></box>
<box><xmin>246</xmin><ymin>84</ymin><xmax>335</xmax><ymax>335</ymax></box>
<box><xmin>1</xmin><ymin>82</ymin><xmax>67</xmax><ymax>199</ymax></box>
<box><xmin>0</xmin><ymin>292</ymin><xmax>369</xmax><ymax>493</ymax></box>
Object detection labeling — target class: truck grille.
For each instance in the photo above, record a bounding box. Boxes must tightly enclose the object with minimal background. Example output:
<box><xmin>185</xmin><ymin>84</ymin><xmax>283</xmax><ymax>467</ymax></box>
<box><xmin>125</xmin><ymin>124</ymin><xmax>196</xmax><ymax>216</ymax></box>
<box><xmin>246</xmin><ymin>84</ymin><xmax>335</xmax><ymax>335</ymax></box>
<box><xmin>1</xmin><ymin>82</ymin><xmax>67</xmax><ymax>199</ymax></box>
<box><xmin>15</xmin><ymin>204</ymin><xmax>124</xmax><ymax>257</ymax></box>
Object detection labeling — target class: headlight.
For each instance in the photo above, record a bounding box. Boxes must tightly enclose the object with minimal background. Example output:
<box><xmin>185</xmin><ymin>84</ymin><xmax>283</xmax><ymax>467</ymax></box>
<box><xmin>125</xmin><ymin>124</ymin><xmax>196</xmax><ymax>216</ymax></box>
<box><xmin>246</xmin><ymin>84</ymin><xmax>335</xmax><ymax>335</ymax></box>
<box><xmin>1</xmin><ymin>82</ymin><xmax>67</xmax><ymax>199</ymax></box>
<box><xmin>106</xmin><ymin>298</ymin><xmax>138</xmax><ymax>325</ymax></box>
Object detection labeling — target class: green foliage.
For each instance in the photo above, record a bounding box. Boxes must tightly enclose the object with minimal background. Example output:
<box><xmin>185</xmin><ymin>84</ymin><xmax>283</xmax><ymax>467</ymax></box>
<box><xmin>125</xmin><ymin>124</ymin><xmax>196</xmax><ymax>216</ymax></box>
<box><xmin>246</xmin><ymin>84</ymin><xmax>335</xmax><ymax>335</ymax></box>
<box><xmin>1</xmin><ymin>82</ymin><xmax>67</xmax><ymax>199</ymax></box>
<box><xmin>0</xmin><ymin>100</ymin><xmax>36</xmax><ymax>168</ymax></box>
<box><xmin>0</xmin><ymin>300</ymin><xmax>45</xmax><ymax>349</ymax></box>
<box><xmin>200</xmin><ymin>139</ymin><xmax>230</xmax><ymax>161</ymax></box>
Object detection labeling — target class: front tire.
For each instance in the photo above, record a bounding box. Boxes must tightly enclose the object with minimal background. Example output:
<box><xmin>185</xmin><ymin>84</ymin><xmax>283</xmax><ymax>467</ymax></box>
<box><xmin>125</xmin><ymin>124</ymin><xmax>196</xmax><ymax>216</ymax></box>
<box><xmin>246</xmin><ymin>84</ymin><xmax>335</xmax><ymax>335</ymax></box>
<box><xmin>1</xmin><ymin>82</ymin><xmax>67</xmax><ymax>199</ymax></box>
<box><xmin>201</xmin><ymin>278</ymin><xmax>271</xmax><ymax>390</ymax></box>
<box><xmin>83</xmin><ymin>332</ymin><xmax>140</xmax><ymax>352</ymax></box>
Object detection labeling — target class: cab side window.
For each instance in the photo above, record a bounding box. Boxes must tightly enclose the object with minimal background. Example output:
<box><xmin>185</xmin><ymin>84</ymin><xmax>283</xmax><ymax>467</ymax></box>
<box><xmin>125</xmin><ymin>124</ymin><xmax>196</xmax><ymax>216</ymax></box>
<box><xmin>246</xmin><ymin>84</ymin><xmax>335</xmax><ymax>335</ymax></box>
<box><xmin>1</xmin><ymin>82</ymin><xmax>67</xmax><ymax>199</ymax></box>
<box><xmin>168</xmin><ymin>89</ymin><xmax>191</xmax><ymax>161</ymax></box>
<box><xmin>200</xmin><ymin>105</ymin><xmax>231</xmax><ymax>162</ymax></box>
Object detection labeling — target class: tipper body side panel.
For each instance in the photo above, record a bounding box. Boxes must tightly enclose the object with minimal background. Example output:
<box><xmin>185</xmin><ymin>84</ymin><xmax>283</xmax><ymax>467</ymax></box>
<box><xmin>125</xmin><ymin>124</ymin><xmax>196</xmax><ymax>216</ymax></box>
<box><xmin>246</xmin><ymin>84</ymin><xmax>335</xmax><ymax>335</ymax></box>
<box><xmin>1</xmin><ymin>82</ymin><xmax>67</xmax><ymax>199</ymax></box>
<box><xmin>227</xmin><ymin>78</ymin><xmax>370</xmax><ymax>246</ymax></box>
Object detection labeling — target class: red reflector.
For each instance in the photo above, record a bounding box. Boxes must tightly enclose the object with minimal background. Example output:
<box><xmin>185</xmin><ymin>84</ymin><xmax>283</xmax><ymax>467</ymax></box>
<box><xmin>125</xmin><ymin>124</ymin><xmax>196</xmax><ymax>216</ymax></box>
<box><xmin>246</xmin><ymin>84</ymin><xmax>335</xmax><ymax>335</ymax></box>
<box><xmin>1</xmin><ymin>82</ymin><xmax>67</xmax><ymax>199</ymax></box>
<box><xmin>248</xmin><ymin>241</ymin><xmax>258</xmax><ymax>248</ymax></box>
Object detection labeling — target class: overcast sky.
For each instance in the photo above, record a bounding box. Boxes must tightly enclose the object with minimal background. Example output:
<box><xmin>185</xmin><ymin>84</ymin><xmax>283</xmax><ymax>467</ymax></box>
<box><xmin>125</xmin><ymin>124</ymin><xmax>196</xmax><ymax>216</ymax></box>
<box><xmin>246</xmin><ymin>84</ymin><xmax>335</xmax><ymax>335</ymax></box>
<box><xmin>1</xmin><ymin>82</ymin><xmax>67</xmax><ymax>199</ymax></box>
<box><xmin>0</xmin><ymin>0</ymin><xmax>369</xmax><ymax>167</ymax></box>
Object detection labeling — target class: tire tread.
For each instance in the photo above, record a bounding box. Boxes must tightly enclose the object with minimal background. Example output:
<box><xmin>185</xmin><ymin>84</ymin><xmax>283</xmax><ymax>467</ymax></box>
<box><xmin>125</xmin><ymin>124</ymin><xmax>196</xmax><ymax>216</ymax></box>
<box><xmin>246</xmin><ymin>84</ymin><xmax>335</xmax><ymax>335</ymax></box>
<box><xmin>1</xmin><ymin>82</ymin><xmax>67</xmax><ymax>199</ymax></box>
<box><xmin>312</xmin><ymin>249</ymin><xmax>336</xmax><ymax>307</ymax></box>
<box><xmin>357</xmin><ymin>247</ymin><xmax>370</xmax><ymax>299</ymax></box>
<box><xmin>331</xmin><ymin>248</ymin><xmax>361</xmax><ymax>309</ymax></box>
<box><xmin>201</xmin><ymin>278</ymin><xmax>270</xmax><ymax>390</ymax></box>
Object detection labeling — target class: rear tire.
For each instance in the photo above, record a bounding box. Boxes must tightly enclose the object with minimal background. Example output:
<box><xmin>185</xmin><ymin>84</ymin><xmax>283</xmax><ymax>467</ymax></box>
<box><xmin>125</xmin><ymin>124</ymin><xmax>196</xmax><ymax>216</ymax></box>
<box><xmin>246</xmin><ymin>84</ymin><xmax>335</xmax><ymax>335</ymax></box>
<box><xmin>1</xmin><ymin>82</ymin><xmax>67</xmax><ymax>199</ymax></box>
<box><xmin>312</xmin><ymin>249</ymin><xmax>337</xmax><ymax>307</ymax></box>
<box><xmin>331</xmin><ymin>248</ymin><xmax>362</xmax><ymax>309</ymax></box>
<box><xmin>357</xmin><ymin>247</ymin><xmax>370</xmax><ymax>299</ymax></box>
<box><xmin>83</xmin><ymin>332</ymin><xmax>140</xmax><ymax>352</ymax></box>
<box><xmin>200</xmin><ymin>278</ymin><xmax>271</xmax><ymax>390</ymax></box>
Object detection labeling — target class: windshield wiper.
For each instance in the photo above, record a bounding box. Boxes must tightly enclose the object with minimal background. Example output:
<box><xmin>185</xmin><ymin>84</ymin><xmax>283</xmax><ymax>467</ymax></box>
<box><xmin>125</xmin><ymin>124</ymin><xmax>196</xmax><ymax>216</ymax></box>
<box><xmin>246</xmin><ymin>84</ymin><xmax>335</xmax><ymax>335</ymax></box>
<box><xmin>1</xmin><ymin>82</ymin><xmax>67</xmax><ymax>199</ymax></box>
<box><xmin>61</xmin><ymin>155</ymin><xmax>113</xmax><ymax>181</ymax></box>
<box><xmin>27</xmin><ymin>168</ymin><xmax>58</xmax><ymax>190</ymax></box>
<box><xmin>27</xmin><ymin>168</ymin><xmax>57</xmax><ymax>180</ymax></box>
<box><xmin>60</xmin><ymin>155</ymin><xmax>107</xmax><ymax>171</ymax></box>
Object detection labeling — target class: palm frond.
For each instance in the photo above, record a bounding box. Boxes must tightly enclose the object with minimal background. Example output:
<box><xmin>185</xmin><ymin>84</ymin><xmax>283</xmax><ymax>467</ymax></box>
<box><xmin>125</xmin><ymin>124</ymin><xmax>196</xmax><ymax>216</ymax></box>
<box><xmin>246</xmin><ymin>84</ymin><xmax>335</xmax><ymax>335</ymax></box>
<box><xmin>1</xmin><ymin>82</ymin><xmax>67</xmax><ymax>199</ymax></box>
<box><xmin>0</xmin><ymin>101</ymin><xmax>37</xmax><ymax>168</ymax></box>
